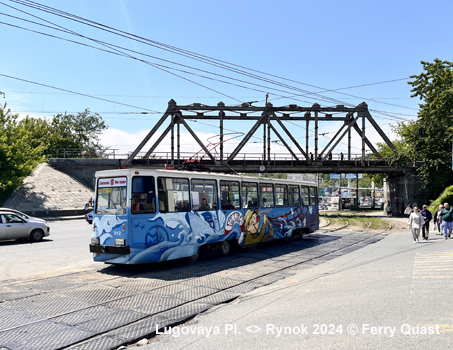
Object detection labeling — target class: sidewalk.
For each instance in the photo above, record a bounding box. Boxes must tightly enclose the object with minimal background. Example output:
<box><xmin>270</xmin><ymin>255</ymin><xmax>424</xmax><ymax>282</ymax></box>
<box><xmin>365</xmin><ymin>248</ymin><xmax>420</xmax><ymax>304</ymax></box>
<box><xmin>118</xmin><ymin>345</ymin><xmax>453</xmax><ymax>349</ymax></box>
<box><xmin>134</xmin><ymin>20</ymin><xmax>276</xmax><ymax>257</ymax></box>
<box><xmin>145</xmin><ymin>230</ymin><xmax>453</xmax><ymax>349</ymax></box>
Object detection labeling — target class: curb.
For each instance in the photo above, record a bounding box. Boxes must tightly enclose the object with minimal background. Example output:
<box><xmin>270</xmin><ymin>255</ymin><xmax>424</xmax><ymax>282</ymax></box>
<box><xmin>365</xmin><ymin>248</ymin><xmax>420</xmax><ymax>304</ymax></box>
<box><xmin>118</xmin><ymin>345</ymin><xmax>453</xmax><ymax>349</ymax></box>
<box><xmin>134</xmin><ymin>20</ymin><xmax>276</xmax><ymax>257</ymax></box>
<box><xmin>43</xmin><ymin>215</ymin><xmax>87</xmax><ymax>221</ymax></box>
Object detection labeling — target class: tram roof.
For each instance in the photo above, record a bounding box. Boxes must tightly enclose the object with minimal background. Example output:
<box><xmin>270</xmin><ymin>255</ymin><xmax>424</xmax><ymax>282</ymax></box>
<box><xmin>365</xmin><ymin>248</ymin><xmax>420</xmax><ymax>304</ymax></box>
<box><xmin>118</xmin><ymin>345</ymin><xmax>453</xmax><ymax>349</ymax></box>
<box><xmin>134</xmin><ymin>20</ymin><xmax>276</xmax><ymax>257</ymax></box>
<box><xmin>94</xmin><ymin>168</ymin><xmax>317</xmax><ymax>186</ymax></box>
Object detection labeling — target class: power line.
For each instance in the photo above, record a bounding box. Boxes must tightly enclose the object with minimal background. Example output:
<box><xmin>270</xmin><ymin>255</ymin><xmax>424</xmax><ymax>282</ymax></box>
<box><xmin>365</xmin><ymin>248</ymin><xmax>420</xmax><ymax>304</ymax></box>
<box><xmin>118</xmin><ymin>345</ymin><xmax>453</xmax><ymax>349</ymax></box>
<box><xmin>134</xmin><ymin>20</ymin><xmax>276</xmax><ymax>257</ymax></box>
<box><xmin>0</xmin><ymin>0</ymin><xmax>416</xmax><ymax>152</ymax></box>
<box><xmin>0</xmin><ymin>73</ymin><xmax>161</xmax><ymax>113</ymax></box>
<box><xmin>1</xmin><ymin>0</ymin><xmax>417</xmax><ymax>116</ymax></box>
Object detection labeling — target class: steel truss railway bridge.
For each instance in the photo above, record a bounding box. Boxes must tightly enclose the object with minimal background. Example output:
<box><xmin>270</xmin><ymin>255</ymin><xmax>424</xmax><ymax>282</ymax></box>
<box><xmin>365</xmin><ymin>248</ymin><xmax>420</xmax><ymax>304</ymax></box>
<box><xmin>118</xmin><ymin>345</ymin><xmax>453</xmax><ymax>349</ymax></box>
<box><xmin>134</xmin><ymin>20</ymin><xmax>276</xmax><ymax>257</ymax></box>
<box><xmin>124</xmin><ymin>99</ymin><xmax>413</xmax><ymax>175</ymax></box>
<box><xmin>49</xmin><ymin>100</ymin><xmax>421</xmax><ymax>215</ymax></box>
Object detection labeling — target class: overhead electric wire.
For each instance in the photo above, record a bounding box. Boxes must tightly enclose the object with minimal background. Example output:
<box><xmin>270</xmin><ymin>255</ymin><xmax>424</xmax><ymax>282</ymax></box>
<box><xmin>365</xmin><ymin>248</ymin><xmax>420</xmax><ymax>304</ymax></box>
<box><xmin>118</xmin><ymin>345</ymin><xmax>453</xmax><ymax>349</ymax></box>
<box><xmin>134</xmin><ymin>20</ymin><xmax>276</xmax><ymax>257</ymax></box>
<box><xmin>0</xmin><ymin>73</ymin><xmax>162</xmax><ymax>113</ymax></box>
<box><xmin>0</xmin><ymin>9</ymin><xmax>330</xmax><ymax>105</ymax></box>
<box><xmin>2</xmin><ymin>0</ymin><xmax>416</xmax><ymax>117</ymax></box>
<box><xmin>0</xmin><ymin>12</ymin><xmax>344</xmax><ymax>108</ymax></box>
<box><xmin>0</xmin><ymin>15</ymin><xmax>412</xmax><ymax>121</ymax></box>
<box><xmin>0</xmin><ymin>0</ymin><xmax>415</xmax><ymax>153</ymax></box>
<box><xmin>0</xmin><ymin>13</ymin><xmax>244</xmax><ymax>103</ymax></box>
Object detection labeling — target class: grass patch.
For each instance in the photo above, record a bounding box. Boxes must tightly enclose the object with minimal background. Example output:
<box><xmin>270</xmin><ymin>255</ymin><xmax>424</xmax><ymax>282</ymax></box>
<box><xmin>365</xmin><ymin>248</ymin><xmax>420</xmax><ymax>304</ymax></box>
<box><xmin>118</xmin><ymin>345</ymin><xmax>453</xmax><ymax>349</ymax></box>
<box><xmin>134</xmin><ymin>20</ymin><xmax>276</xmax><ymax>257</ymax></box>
<box><xmin>323</xmin><ymin>213</ymin><xmax>388</xmax><ymax>229</ymax></box>
<box><xmin>428</xmin><ymin>185</ymin><xmax>453</xmax><ymax>214</ymax></box>
<box><xmin>366</xmin><ymin>217</ymin><xmax>388</xmax><ymax>228</ymax></box>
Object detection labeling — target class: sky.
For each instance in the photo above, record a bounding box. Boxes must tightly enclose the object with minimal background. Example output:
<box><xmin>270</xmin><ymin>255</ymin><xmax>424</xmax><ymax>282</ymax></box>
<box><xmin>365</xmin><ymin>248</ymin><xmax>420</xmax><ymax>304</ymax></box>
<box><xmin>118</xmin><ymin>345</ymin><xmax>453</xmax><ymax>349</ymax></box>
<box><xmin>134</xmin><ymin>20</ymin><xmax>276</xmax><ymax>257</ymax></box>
<box><xmin>1</xmin><ymin>0</ymin><xmax>452</xmax><ymax>159</ymax></box>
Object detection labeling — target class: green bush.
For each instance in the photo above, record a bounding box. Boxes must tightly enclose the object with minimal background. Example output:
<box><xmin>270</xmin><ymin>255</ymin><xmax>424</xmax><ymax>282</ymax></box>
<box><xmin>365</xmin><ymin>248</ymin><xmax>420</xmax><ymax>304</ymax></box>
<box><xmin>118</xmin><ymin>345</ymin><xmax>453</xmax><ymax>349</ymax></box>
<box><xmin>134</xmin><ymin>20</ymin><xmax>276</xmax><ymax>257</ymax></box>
<box><xmin>428</xmin><ymin>185</ymin><xmax>453</xmax><ymax>213</ymax></box>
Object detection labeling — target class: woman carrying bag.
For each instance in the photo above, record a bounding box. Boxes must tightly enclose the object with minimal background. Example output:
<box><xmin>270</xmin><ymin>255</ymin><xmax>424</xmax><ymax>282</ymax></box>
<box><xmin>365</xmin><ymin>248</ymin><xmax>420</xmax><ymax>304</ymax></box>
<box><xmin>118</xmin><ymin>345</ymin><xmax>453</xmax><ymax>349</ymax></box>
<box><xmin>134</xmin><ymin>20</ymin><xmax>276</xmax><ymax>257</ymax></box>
<box><xmin>408</xmin><ymin>206</ymin><xmax>424</xmax><ymax>243</ymax></box>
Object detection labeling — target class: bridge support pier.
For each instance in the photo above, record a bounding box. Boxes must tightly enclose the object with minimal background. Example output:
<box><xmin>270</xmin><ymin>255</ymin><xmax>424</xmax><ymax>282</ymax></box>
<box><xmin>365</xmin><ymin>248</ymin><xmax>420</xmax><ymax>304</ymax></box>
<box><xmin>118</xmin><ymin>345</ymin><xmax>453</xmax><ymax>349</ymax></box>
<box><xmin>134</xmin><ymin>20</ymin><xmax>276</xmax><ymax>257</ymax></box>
<box><xmin>384</xmin><ymin>173</ymin><xmax>430</xmax><ymax>216</ymax></box>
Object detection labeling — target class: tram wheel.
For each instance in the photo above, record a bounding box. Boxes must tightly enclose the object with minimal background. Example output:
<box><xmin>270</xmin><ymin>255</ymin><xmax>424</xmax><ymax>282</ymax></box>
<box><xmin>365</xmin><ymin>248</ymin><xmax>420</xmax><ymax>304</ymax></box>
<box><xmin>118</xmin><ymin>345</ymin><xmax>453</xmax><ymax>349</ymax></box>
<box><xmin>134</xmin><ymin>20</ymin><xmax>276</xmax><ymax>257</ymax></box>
<box><xmin>219</xmin><ymin>241</ymin><xmax>231</xmax><ymax>255</ymax></box>
<box><xmin>187</xmin><ymin>249</ymin><xmax>200</xmax><ymax>263</ymax></box>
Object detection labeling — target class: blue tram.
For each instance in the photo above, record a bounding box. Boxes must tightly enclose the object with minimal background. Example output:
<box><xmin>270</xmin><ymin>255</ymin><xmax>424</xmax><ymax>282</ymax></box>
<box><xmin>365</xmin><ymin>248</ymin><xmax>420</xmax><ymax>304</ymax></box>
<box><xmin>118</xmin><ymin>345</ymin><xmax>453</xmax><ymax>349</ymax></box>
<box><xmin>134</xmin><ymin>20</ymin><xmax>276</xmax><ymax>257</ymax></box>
<box><xmin>89</xmin><ymin>169</ymin><xmax>319</xmax><ymax>264</ymax></box>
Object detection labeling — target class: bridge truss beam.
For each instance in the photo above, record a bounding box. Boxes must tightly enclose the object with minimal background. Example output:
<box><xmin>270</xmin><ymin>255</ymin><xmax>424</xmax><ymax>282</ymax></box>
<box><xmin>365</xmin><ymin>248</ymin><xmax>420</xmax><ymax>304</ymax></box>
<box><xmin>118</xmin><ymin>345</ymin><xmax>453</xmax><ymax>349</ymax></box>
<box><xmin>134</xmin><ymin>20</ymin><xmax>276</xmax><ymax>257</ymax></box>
<box><xmin>124</xmin><ymin>99</ymin><xmax>400</xmax><ymax>174</ymax></box>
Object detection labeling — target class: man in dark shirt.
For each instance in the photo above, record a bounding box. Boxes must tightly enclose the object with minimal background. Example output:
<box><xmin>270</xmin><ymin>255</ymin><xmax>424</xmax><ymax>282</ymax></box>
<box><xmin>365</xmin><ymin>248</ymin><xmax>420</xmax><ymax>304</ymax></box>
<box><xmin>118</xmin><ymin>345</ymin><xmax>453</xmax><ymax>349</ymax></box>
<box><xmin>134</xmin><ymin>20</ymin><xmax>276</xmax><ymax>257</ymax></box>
<box><xmin>420</xmin><ymin>205</ymin><xmax>432</xmax><ymax>240</ymax></box>
<box><xmin>199</xmin><ymin>198</ymin><xmax>211</xmax><ymax>211</ymax></box>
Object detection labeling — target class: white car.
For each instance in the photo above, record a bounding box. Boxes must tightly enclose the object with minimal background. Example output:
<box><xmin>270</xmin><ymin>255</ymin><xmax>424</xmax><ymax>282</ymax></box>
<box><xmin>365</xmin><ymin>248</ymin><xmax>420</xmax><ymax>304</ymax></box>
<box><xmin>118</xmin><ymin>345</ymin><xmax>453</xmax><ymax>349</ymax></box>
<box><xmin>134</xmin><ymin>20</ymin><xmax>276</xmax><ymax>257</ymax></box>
<box><xmin>0</xmin><ymin>210</ymin><xmax>50</xmax><ymax>242</ymax></box>
<box><xmin>0</xmin><ymin>208</ymin><xmax>46</xmax><ymax>223</ymax></box>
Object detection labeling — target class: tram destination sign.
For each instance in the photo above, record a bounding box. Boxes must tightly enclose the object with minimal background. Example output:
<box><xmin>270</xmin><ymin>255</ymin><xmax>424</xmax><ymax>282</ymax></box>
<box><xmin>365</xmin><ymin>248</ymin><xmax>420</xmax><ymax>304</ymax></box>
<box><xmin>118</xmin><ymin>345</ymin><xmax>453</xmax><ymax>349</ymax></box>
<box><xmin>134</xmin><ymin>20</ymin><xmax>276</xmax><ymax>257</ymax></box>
<box><xmin>98</xmin><ymin>177</ymin><xmax>127</xmax><ymax>188</ymax></box>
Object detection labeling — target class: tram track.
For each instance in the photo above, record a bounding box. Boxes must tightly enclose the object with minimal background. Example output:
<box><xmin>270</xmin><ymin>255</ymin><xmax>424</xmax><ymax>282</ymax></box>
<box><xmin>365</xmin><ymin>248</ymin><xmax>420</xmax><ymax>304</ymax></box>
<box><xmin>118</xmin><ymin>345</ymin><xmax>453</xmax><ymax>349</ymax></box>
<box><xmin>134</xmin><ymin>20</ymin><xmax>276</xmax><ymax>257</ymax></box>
<box><xmin>319</xmin><ymin>212</ymin><xmax>392</xmax><ymax>233</ymax></box>
<box><xmin>0</xmin><ymin>230</ymin><xmax>387</xmax><ymax>349</ymax></box>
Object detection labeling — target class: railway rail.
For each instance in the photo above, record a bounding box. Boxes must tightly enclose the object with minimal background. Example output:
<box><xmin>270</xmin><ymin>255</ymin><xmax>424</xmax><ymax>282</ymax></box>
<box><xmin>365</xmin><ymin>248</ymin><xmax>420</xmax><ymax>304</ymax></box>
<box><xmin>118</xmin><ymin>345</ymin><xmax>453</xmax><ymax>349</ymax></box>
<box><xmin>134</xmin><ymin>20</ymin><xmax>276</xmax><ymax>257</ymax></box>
<box><xmin>0</xmin><ymin>229</ymin><xmax>386</xmax><ymax>350</ymax></box>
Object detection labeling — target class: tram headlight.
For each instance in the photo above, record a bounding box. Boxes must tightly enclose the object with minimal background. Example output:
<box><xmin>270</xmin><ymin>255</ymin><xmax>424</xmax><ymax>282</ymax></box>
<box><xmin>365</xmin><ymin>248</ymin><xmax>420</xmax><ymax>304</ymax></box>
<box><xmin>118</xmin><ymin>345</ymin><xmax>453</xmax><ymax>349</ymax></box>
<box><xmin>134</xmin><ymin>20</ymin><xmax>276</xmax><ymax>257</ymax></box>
<box><xmin>115</xmin><ymin>238</ymin><xmax>126</xmax><ymax>247</ymax></box>
<box><xmin>91</xmin><ymin>237</ymin><xmax>100</xmax><ymax>245</ymax></box>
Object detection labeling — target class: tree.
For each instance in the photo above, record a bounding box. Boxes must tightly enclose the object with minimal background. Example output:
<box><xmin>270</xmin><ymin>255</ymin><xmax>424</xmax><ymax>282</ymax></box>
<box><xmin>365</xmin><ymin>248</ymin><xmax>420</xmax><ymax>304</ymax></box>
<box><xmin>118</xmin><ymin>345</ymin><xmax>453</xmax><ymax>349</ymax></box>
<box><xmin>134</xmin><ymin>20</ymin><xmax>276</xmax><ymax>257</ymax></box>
<box><xmin>365</xmin><ymin>138</ymin><xmax>414</xmax><ymax>188</ymax></box>
<box><xmin>399</xmin><ymin>59</ymin><xmax>453</xmax><ymax>197</ymax></box>
<box><xmin>0</xmin><ymin>104</ymin><xmax>109</xmax><ymax>202</ymax></box>
<box><xmin>47</xmin><ymin>109</ymin><xmax>108</xmax><ymax>157</ymax></box>
<box><xmin>0</xmin><ymin>103</ymin><xmax>45</xmax><ymax>195</ymax></box>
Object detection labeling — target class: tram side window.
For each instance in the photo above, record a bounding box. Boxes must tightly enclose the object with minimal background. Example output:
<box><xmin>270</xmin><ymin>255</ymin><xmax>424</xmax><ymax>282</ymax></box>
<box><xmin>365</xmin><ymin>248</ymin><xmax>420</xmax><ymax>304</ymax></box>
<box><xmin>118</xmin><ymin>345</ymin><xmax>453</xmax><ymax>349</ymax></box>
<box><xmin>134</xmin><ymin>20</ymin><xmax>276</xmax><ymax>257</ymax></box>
<box><xmin>301</xmin><ymin>186</ymin><xmax>310</xmax><ymax>206</ymax></box>
<box><xmin>288</xmin><ymin>185</ymin><xmax>301</xmax><ymax>206</ymax></box>
<box><xmin>242</xmin><ymin>182</ymin><xmax>258</xmax><ymax>209</ymax></box>
<box><xmin>220</xmin><ymin>180</ymin><xmax>241</xmax><ymax>210</ymax></box>
<box><xmin>260</xmin><ymin>183</ymin><xmax>275</xmax><ymax>208</ymax></box>
<box><xmin>309</xmin><ymin>187</ymin><xmax>318</xmax><ymax>207</ymax></box>
<box><xmin>157</xmin><ymin>177</ymin><xmax>190</xmax><ymax>213</ymax></box>
<box><xmin>132</xmin><ymin>176</ymin><xmax>156</xmax><ymax>214</ymax></box>
<box><xmin>275</xmin><ymin>184</ymin><xmax>288</xmax><ymax>207</ymax></box>
<box><xmin>192</xmin><ymin>179</ymin><xmax>218</xmax><ymax>211</ymax></box>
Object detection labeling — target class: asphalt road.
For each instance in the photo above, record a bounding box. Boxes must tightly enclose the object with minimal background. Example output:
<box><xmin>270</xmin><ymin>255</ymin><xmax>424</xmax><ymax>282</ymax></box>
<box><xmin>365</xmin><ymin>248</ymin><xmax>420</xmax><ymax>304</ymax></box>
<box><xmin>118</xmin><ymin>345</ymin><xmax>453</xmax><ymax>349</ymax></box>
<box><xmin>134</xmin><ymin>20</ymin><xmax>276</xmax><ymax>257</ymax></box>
<box><xmin>0</xmin><ymin>222</ymin><xmax>386</xmax><ymax>349</ymax></box>
<box><xmin>0</xmin><ymin>219</ymin><xmax>97</xmax><ymax>282</ymax></box>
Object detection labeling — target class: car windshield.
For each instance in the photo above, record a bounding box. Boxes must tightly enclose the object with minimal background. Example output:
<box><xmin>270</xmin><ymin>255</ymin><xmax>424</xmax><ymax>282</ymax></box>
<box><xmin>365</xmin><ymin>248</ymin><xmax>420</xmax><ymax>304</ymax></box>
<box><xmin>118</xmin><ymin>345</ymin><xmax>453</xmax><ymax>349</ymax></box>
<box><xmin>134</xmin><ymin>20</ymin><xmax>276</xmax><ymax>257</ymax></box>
<box><xmin>0</xmin><ymin>208</ymin><xmax>29</xmax><ymax>219</ymax></box>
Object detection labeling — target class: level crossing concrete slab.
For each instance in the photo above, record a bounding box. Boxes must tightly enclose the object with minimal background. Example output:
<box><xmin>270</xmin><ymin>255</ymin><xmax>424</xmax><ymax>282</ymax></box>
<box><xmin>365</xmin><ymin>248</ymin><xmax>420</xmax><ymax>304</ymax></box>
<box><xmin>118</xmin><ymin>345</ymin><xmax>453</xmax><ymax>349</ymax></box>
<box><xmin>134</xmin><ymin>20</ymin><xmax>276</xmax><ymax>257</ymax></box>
<box><xmin>143</xmin><ymin>232</ymin><xmax>453</xmax><ymax>350</ymax></box>
<box><xmin>0</xmin><ymin>230</ymin><xmax>385</xmax><ymax>350</ymax></box>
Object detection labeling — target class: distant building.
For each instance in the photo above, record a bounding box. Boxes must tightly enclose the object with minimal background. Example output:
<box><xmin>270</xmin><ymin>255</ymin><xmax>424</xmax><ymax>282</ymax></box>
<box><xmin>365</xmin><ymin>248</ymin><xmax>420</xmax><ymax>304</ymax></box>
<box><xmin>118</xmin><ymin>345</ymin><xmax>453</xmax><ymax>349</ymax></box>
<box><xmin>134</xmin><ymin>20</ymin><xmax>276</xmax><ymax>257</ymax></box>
<box><xmin>287</xmin><ymin>174</ymin><xmax>317</xmax><ymax>182</ymax></box>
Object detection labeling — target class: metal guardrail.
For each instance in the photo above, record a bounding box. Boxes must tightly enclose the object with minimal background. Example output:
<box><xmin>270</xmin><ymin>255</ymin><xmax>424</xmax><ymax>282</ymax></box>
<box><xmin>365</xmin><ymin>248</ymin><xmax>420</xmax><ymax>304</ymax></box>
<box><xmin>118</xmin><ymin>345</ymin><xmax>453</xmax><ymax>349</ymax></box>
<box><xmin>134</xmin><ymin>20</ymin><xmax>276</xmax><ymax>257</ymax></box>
<box><xmin>60</xmin><ymin>149</ymin><xmax>387</xmax><ymax>163</ymax></box>
<box><xmin>99</xmin><ymin>151</ymin><xmax>392</xmax><ymax>166</ymax></box>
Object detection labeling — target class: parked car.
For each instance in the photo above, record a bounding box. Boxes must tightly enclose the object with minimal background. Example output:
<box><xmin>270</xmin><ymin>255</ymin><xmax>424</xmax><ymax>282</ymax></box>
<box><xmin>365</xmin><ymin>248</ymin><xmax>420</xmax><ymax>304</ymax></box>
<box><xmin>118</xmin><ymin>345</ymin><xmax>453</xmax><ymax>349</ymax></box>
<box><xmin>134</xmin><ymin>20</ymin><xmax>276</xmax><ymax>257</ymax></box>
<box><xmin>0</xmin><ymin>210</ymin><xmax>50</xmax><ymax>242</ymax></box>
<box><xmin>85</xmin><ymin>210</ymin><xmax>94</xmax><ymax>224</ymax></box>
<box><xmin>0</xmin><ymin>208</ymin><xmax>46</xmax><ymax>223</ymax></box>
<box><xmin>341</xmin><ymin>198</ymin><xmax>355</xmax><ymax>209</ymax></box>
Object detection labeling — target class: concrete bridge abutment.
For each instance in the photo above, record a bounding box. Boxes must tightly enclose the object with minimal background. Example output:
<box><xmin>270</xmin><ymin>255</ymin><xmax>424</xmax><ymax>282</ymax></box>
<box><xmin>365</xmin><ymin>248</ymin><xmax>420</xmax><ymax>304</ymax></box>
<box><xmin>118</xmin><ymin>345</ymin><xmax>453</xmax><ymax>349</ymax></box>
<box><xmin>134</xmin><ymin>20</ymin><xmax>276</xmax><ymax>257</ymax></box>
<box><xmin>384</xmin><ymin>172</ymin><xmax>430</xmax><ymax>216</ymax></box>
<box><xmin>48</xmin><ymin>158</ymin><xmax>121</xmax><ymax>190</ymax></box>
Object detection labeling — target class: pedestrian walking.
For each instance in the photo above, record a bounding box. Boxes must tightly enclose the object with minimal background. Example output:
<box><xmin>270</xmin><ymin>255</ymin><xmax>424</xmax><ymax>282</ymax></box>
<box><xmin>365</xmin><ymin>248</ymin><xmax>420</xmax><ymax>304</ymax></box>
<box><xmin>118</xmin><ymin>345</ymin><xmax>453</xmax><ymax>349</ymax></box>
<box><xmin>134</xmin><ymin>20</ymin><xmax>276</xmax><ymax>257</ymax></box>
<box><xmin>420</xmin><ymin>205</ymin><xmax>432</xmax><ymax>240</ymax></box>
<box><xmin>408</xmin><ymin>206</ymin><xmax>424</xmax><ymax>243</ymax></box>
<box><xmin>385</xmin><ymin>202</ymin><xmax>392</xmax><ymax>217</ymax></box>
<box><xmin>404</xmin><ymin>204</ymin><xmax>412</xmax><ymax>217</ymax></box>
<box><xmin>440</xmin><ymin>203</ymin><xmax>453</xmax><ymax>239</ymax></box>
<box><xmin>433</xmin><ymin>204</ymin><xmax>444</xmax><ymax>235</ymax></box>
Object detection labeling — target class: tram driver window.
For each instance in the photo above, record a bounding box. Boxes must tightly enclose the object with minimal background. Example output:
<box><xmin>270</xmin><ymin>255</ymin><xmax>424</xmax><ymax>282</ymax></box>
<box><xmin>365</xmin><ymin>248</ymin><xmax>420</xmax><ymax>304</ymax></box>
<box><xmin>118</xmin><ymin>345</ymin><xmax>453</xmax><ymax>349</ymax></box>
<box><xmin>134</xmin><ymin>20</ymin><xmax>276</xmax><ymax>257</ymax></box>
<box><xmin>132</xmin><ymin>176</ymin><xmax>156</xmax><ymax>214</ymax></box>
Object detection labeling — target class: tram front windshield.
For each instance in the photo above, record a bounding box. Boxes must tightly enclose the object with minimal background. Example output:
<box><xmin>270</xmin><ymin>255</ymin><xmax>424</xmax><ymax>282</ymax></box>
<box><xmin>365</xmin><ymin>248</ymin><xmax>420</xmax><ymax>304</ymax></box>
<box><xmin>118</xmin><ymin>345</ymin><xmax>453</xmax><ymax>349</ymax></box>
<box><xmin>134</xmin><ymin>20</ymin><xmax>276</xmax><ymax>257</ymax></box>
<box><xmin>96</xmin><ymin>177</ymin><xmax>127</xmax><ymax>216</ymax></box>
